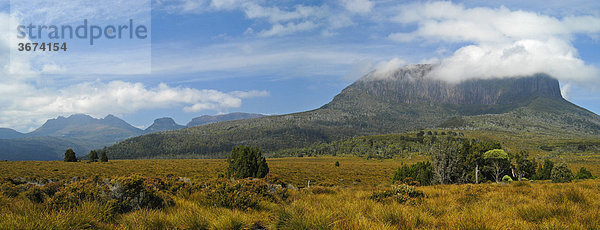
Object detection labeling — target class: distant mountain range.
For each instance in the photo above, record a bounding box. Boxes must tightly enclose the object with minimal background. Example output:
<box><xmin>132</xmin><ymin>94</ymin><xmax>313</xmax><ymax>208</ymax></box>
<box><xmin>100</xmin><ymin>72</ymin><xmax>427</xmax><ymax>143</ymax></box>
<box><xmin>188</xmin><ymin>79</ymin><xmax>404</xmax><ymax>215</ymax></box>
<box><xmin>0</xmin><ymin>113</ymin><xmax>265</xmax><ymax>161</ymax></box>
<box><xmin>102</xmin><ymin>64</ymin><xmax>600</xmax><ymax>159</ymax></box>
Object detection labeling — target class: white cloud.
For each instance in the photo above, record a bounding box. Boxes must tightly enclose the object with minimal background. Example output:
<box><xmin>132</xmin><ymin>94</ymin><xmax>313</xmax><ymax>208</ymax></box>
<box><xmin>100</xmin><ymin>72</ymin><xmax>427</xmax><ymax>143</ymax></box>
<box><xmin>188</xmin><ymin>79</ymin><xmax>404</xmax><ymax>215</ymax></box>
<box><xmin>561</xmin><ymin>83</ymin><xmax>572</xmax><ymax>100</ymax></box>
<box><xmin>258</xmin><ymin>21</ymin><xmax>318</xmax><ymax>37</ymax></box>
<box><xmin>388</xmin><ymin>1</ymin><xmax>600</xmax><ymax>85</ymax></box>
<box><xmin>160</xmin><ymin>1</ymin><xmax>354</xmax><ymax>37</ymax></box>
<box><xmin>368</xmin><ymin>57</ymin><xmax>406</xmax><ymax>79</ymax></box>
<box><xmin>340</xmin><ymin>0</ymin><xmax>374</xmax><ymax>14</ymax></box>
<box><xmin>0</xmin><ymin>12</ymin><xmax>268</xmax><ymax>131</ymax></box>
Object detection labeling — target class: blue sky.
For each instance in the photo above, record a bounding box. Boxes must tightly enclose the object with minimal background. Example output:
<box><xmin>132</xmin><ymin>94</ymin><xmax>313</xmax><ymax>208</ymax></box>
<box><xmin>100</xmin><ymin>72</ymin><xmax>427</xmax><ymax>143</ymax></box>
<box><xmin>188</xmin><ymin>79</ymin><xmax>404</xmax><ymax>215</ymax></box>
<box><xmin>0</xmin><ymin>0</ymin><xmax>599</xmax><ymax>132</ymax></box>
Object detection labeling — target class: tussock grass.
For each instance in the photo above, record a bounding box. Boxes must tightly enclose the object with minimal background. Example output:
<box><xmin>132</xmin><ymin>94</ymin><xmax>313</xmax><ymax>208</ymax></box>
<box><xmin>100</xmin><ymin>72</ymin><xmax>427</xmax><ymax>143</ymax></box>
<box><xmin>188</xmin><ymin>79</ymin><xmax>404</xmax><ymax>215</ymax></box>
<box><xmin>1</xmin><ymin>158</ymin><xmax>600</xmax><ymax>229</ymax></box>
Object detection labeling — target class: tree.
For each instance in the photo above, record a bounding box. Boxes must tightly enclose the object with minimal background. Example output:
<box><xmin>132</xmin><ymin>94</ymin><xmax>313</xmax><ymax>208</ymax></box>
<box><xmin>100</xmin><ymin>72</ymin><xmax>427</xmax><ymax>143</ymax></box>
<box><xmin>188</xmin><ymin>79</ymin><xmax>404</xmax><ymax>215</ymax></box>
<box><xmin>335</xmin><ymin>161</ymin><xmax>340</xmax><ymax>167</ymax></box>
<box><xmin>464</xmin><ymin>140</ymin><xmax>501</xmax><ymax>184</ymax></box>
<box><xmin>483</xmin><ymin>149</ymin><xmax>509</xmax><ymax>183</ymax></box>
<box><xmin>551</xmin><ymin>163</ymin><xmax>573</xmax><ymax>183</ymax></box>
<box><xmin>535</xmin><ymin>159</ymin><xmax>554</xmax><ymax>180</ymax></box>
<box><xmin>512</xmin><ymin>151</ymin><xmax>536</xmax><ymax>181</ymax></box>
<box><xmin>64</xmin><ymin>149</ymin><xmax>77</xmax><ymax>162</ymax></box>
<box><xmin>100</xmin><ymin>151</ymin><xmax>109</xmax><ymax>162</ymax></box>
<box><xmin>88</xmin><ymin>150</ymin><xmax>99</xmax><ymax>162</ymax></box>
<box><xmin>393</xmin><ymin>161</ymin><xmax>434</xmax><ymax>186</ymax></box>
<box><xmin>430</xmin><ymin>137</ymin><xmax>463</xmax><ymax>184</ymax></box>
<box><xmin>574</xmin><ymin>167</ymin><xmax>594</xmax><ymax>180</ymax></box>
<box><xmin>227</xmin><ymin>146</ymin><xmax>269</xmax><ymax>179</ymax></box>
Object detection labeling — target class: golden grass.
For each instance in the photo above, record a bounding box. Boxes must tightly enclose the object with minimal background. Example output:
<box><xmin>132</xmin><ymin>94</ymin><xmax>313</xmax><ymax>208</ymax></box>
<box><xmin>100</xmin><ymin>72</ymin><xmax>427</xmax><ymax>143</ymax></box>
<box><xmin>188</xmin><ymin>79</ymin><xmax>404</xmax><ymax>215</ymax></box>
<box><xmin>1</xmin><ymin>156</ymin><xmax>600</xmax><ymax>229</ymax></box>
<box><xmin>0</xmin><ymin>156</ymin><xmax>426</xmax><ymax>187</ymax></box>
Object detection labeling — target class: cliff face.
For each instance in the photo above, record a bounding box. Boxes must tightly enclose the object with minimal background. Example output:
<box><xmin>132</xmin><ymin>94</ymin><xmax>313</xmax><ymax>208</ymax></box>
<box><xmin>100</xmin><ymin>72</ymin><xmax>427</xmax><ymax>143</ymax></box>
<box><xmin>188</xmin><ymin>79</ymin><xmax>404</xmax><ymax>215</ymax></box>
<box><xmin>348</xmin><ymin>64</ymin><xmax>563</xmax><ymax>106</ymax></box>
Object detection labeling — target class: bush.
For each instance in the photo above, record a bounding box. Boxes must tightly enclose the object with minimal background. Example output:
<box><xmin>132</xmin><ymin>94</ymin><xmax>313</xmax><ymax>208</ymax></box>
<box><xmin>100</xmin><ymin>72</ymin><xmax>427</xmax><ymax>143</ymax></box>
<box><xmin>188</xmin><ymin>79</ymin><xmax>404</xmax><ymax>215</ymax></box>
<box><xmin>335</xmin><ymin>161</ymin><xmax>340</xmax><ymax>167</ymax></box>
<box><xmin>197</xmin><ymin>178</ymin><xmax>283</xmax><ymax>210</ymax></box>
<box><xmin>227</xmin><ymin>146</ymin><xmax>269</xmax><ymax>179</ymax></box>
<box><xmin>24</xmin><ymin>186</ymin><xmax>46</xmax><ymax>203</ymax></box>
<box><xmin>502</xmin><ymin>175</ymin><xmax>513</xmax><ymax>183</ymax></box>
<box><xmin>574</xmin><ymin>167</ymin><xmax>595</xmax><ymax>180</ymax></box>
<box><xmin>369</xmin><ymin>184</ymin><xmax>424</xmax><ymax>204</ymax></box>
<box><xmin>0</xmin><ymin>179</ymin><xmax>21</xmax><ymax>198</ymax></box>
<box><xmin>108</xmin><ymin>176</ymin><xmax>174</xmax><ymax>213</ymax></box>
<box><xmin>392</xmin><ymin>161</ymin><xmax>434</xmax><ymax>186</ymax></box>
<box><xmin>551</xmin><ymin>163</ymin><xmax>573</xmax><ymax>183</ymax></box>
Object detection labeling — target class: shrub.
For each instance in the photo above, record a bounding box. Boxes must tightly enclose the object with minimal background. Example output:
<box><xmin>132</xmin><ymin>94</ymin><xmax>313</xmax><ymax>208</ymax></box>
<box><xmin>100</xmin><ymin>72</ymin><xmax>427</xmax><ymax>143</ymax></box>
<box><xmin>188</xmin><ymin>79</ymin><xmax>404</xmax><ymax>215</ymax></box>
<box><xmin>393</xmin><ymin>161</ymin><xmax>434</xmax><ymax>186</ymax></box>
<box><xmin>108</xmin><ymin>176</ymin><xmax>174</xmax><ymax>213</ymax></box>
<box><xmin>574</xmin><ymin>167</ymin><xmax>595</xmax><ymax>180</ymax></box>
<box><xmin>551</xmin><ymin>163</ymin><xmax>573</xmax><ymax>183</ymax></box>
<box><xmin>335</xmin><ymin>161</ymin><xmax>340</xmax><ymax>167</ymax></box>
<box><xmin>369</xmin><ymin>184</ymin><xmax>424</xmax><ymax>204</ymax></box>
<box><xmin>24</xmin><ymin>186</ymin><xmax>46</xmax><ymax>203</ymax></box>
<box><xmin>502</xmin><ymin>175</ymin><xmax>513</xmax><ymax>183</ymax></box>
<box><xmin>227</xmin><ymin>146</ymin><xmax>269</xmax><ymax>179</ymax></box>
<box><xmin>47</xmin><ymin>179</ymin><xmax>107</xmax><ymax>209</ymax></box>
<box><xmin>0</xmin><ymin>180</ymin><xmax>21</xmax><ymax>198</ymax></box>
<box><xmin>64</xmin><ymin>149</ymin><xmax>78</xmax><ymax>162</ymax></box>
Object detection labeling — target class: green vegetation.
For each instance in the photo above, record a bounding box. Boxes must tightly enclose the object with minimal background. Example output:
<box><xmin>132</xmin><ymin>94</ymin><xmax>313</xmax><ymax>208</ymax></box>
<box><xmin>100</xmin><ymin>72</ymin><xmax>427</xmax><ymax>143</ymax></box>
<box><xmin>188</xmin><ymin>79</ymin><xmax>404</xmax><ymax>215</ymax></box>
<box><xmin>89</xmin><ymin>150</ymin><xmax>99</xmax><ymax>162</ymax></box>
<box><xmin>100</xmin><ymin>151</ymin><xmax>108</xmax><ymax>162</ymax></box>
<box><xmin>64</xmin><ymin>149</ymin><xmax>77</xmax><ymax>162</ymax></box>
<box><xmin>392</xmin><ymin>161</ymin><xmax>434</xmax><ymax>186</ymax></box>
<box><xmin>551</xmin><ymin>163</ymin><xmax>573</xmax><ymax>183</ymax></box>
<box><xmin>226</xmin><ymin>146</ymin><xmax>269</xmax><ymax>179</ymax></box>
<box><xmin>575</xmin><ymin>167</ymin><xmax>595</xmax><ymax>180</ymax></box>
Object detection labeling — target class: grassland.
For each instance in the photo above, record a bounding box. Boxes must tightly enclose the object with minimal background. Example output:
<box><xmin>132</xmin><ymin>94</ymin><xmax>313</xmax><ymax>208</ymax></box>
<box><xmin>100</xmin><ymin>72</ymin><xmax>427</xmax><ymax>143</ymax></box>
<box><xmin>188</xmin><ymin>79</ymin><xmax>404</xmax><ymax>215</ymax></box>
<box><xmin>1</xmin><ymin>156</ymin><xmax>600</xmax><ymax>229</ymax></box>
<box><xmin>0</xmin><ymin>156</ymin><xmax>427</xmax><ymax>188</ymax></box>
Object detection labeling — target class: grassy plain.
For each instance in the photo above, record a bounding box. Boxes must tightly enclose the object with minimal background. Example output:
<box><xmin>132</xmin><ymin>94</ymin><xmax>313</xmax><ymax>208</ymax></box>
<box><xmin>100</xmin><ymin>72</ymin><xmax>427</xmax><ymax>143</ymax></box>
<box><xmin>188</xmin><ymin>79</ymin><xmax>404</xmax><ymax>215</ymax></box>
<box><xmin>1</xmin><ymin>156</ymin><xmax>600</xmax><ymax>229</ymax></box>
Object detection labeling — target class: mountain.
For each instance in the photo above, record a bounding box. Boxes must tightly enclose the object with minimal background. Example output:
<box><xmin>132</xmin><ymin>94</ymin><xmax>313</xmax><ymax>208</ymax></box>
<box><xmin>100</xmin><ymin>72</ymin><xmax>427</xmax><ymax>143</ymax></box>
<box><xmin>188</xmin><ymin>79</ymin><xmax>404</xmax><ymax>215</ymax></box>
<box><xmin>28</xmin><ymin>114</ymin><xmax>143</xmax><ymax>142</ymax></box>
<box><xmin>0</xmin><ymin>114</ymin><xmax>144</xmax><ymax>161</ymax></box>
<box><xmin>0</xmin><ymin>136</ymin><xmax>91</xmax><ymax>161</ymax></box>
<box><xmin>0</xmin><ymin>128</ymin><xmax>25</xmax><ymax>139</ymax></box>
<box><xmin>186</xmin><ymin>113</ymin><xmax>266</xmax><ymax>127</ymax></box>
<box><xmin>103</xmin><ymin>64</ymin><xmax>600</xmax><ymax>159</ymax></box>
<box><xmin>145</xmin><ymin>118</ymin><xmax>185</xmax><ymax>133</ymax></box>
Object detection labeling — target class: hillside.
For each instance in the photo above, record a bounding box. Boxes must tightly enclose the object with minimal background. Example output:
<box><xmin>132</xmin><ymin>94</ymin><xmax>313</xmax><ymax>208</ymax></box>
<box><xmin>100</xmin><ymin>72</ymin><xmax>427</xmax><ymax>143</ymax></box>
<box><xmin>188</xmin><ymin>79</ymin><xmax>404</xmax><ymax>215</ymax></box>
<box><xmin>103</xmin><ymin>64</ymin><xmax>600</xmax><ymax>159</ymax></box>
<box><xmin>0</xmin><ymin>114</ymin><xmax>145</xmax><ymax>160</ymax></box>
<box><xmin>144</xmin><ymin>117</ymin><xmax>186</xmax><ymax>133</ymax></box>
<box><xmin>186</xmin><ymin>112</ymin><xmax>266</xmax><ymax>127</ymax></box>
<box><xmin>0</xmin><ymin>128</ymin><xmax>24</xmax><ymax>139</ymax></box>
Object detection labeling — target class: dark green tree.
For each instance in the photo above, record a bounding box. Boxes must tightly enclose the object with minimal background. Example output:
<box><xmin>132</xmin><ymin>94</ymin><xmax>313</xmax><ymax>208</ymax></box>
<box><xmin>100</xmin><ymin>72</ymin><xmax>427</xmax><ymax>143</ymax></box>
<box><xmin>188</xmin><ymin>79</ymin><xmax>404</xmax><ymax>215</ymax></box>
<box><xmin>88</xmin><ymin>150</ymin><xmax>98</xmax><ymax>162</ymax></box>
<box><xmin>335</xmin><ymin>161</ymin><xmax>340</xmax><ymax>167</ymax></box>
<box><xmin>535</xmin><ymin>159</ymin><xmax>554</xmax><ymax>180</ymax></box>
<box><xmin>227</xmin><ymin>146</ymin><xmax>269</xmax><ymax>178</ymax></box>
<box><xmin>551</xmin><ymin>163</ymin><xmax>573</xmax><ymax>183</ymax></box>
<box><xmin>393</xmin><ymin>161</ymin><xmax>434</xmax><ymax>186</ymax></box>
<box><xmin>64</xmin><ymin>149</ymin><xmax>77</xmax><ymax>162</ymax></box>
<box><xmin>100</xmin><ymin>151</ymin><xmax>109</xmax><ymax>162</ymax></box>
<box><xmin>574</xmin><ymin>167</ymin><xmax>594</xmax><ymax>180</ymax></box>
<box><xmin>512</xmin><ymin>151</ymin><xmax>536</xmax><ymax>181</ymax></box>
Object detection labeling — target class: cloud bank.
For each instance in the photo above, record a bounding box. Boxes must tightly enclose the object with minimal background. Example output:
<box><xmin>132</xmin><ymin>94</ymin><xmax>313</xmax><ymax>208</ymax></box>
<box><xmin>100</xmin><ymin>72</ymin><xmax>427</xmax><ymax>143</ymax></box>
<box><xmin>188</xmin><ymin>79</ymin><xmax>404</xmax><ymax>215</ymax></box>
<box><xmin>0</xmin><ymin>12</ymin><xmax>268</xmax><ymax>131</ymax></box>
<box><xmin>389</xmin><ymin>1</ymin><xmax>600</xmax><ymax>84</ymax></box>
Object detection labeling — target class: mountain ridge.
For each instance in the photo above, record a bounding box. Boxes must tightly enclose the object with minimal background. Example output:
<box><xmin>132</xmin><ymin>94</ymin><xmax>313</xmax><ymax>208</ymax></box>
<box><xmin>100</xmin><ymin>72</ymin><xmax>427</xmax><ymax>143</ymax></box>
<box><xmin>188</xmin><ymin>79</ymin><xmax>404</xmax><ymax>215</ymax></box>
<box><xmin>0</xmin><ymin>112</ymin><xmax>267</xmax><ymax>160</ymax></box>
<box><xmin>101</xmin><ymin>64</ymin><xmax>600</xmax><ymax>159</ymax></box>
